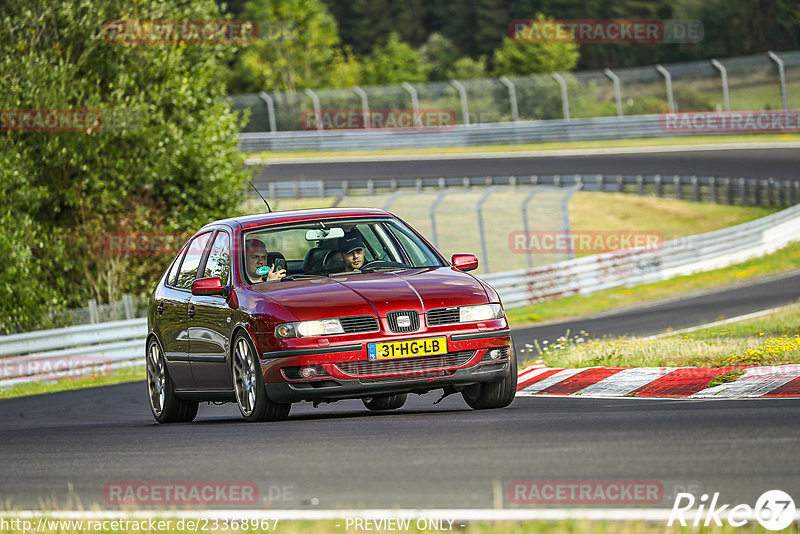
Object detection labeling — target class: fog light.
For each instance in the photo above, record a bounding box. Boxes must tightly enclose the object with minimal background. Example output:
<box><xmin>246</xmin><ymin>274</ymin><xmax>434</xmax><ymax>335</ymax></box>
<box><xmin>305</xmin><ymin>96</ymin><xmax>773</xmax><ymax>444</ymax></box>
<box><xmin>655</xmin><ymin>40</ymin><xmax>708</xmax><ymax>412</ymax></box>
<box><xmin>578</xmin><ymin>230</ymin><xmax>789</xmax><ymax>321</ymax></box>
<box><xmin>299</xmin><ymin>366</ymin><xmax>317</xmax><ymax>378</ymax></box>
<box><xmin>488</xmin><ymin>349</ymin><xmax>501</xmax><ymax>360</ymax></box>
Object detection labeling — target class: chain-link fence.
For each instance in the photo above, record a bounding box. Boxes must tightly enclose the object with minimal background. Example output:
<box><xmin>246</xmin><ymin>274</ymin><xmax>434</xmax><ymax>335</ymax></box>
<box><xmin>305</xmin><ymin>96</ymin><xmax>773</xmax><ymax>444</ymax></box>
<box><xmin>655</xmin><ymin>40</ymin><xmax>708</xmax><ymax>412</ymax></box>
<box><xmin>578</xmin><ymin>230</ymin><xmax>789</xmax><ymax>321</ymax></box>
<box><xmin>231</xmin><ymin>51</ymin><xmax>800</xmax><ymax>133</ymax></box>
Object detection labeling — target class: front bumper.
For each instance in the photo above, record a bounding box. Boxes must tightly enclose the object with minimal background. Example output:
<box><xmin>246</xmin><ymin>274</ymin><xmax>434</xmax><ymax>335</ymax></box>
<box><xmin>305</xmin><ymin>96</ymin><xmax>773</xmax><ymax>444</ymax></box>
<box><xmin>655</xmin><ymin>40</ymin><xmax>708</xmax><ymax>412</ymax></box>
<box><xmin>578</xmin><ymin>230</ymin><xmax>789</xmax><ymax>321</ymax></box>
<box><xmin>260</xmin><ymin>329</ymin><xmax>513</xmax><ymax>403</ymax></box>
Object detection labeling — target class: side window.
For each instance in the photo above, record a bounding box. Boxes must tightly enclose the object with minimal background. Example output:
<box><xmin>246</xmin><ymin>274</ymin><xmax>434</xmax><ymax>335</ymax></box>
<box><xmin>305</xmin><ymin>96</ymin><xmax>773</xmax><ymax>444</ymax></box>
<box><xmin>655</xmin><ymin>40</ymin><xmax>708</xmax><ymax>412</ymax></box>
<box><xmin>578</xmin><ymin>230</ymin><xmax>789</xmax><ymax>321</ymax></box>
<box><xmin>167</xmin><ymin>247</ymin><xmax>188</xmax><ymax>287</ymax></box>
<box><xmin>174</xmin><ymin>232</ymin><xmax>212</xmax><ymax>290</ymax></box>
<box><xmin>203</xmin><ymin>231</ymin><xmax>231</xmax><ymax>284</ymax></box>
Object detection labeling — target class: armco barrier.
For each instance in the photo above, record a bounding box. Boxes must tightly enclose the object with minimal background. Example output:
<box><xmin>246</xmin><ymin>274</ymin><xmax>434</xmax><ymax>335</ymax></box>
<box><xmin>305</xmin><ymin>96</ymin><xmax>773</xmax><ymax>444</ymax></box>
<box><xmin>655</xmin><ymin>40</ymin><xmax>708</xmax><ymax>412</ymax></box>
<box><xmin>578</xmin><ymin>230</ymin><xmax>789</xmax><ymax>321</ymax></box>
<box><xmin>240</xmin><ymin>115</ymin><xmax>672</xmax><ymax>152</ymax></box>
<box><xmin>0</xmin><ymin>319</ymin><xmax>147</xmax><ymax>387</ymax></box>
<box><xmin>2</xmin><ymin>203</ymin><xmax>798</xmax><ymax>385</ymax></box>
<box><xmin>482</xmin><ymin>202</ymin><xmax>800</xmax><ymax>308</ymax></box>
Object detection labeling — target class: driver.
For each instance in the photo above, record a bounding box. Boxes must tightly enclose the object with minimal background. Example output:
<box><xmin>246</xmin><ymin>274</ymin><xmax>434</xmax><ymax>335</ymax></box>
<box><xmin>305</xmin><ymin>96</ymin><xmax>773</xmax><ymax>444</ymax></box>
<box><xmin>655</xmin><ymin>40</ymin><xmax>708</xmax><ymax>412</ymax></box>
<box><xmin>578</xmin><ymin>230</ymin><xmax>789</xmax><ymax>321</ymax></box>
<box><xmin>338</xmin><ymin>231</ymin><xmax>366</xmax><ymax>272</ymax></box>
<box><xmin>245</xmin><ymin>238</ymin><xmax>286</xmax><ymax>282</ymax></box>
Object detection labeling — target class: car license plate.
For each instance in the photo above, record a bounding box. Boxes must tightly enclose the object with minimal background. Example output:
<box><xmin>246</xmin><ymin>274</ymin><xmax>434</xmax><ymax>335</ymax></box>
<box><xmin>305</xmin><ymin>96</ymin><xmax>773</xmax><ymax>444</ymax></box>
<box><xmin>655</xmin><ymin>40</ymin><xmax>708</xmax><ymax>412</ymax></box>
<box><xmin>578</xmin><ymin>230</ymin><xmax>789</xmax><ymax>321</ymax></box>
<box><xmin>368</xmin><ymin>336</ymin><xmax>447</xmax><ymax>361</ymax></box>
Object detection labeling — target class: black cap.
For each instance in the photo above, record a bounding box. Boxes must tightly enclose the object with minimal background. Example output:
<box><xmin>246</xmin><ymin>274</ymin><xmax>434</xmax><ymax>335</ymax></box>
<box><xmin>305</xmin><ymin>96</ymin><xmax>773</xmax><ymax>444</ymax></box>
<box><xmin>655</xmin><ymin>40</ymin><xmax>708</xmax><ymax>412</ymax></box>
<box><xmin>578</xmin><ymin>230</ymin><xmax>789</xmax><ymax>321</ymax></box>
<box><xmin>339</xmin><ymin>231</ymin><xmax>365</xmax><ymax>254</ymax></box>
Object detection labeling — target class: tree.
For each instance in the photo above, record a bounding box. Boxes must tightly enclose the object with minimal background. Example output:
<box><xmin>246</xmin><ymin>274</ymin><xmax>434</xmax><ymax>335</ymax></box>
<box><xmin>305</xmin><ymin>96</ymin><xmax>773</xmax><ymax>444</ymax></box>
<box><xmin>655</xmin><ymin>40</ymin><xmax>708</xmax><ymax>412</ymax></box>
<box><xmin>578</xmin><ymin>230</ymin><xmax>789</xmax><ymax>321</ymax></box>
<box><xmin>491</xmin><ymin>14</ymin><xmax>580</xmax><ymax>76</ymax></box>
<box><xmin>361</xmin><ymin>32</ymin><xmax>430</xmax><ymax>85</ymax></box>
<box><xmin>420</xmin><ymin>33</ymin><xmax>461</xmax><ymax>81</ymax></box>
<box><xmin>229</xmin><ymin>0</ymin><xmax>360</xmax><ymax>93</ymax></box>
<box><xmin>0</xmin><ymin>0</ymin><xmax>250</xmax><ymax>332</ymax></box>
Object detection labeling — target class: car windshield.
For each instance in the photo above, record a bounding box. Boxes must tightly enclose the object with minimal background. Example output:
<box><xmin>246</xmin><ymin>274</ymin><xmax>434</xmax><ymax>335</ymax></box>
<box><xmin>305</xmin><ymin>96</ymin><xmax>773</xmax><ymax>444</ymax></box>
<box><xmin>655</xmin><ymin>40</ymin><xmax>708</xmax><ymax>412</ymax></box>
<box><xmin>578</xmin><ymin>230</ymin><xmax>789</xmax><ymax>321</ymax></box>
<box><xmin>242</xmin><ymin>217</ymin><xmax>444</xmax><ymax>284</ymax></box>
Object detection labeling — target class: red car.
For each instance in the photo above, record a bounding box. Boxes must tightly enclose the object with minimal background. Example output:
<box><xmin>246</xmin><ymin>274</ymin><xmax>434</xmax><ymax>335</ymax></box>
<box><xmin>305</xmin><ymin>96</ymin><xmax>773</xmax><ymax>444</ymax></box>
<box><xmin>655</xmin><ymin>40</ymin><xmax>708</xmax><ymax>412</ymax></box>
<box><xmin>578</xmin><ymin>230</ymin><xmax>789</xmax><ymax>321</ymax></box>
<box><xmin>146</xmin><ymin>208</ymin><xmax>516</xmax><ymax>423</ymax></box>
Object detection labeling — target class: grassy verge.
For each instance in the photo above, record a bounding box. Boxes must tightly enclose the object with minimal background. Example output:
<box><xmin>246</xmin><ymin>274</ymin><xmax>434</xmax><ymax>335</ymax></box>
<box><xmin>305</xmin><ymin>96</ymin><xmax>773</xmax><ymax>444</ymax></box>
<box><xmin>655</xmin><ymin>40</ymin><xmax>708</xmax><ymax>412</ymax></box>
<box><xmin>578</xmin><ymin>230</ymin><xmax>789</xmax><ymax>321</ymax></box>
<box><xmin>522</xmin><ymin>303</ymin><xmax>800</xmax><ymax>370</ymax></box>
<box><xmin>246</xmin><ymin>133</ymin><xmax>800</xmax><ymax>160</ymax></box>
<box><xmin>506</xmin><ymin>241</ymin><xmax>800</xmax><ymax>327</ymax></box>
<box><xmin>0</xmin><ymin>365</ymin><xmax>144</xmax><ymax>400</ymax></box>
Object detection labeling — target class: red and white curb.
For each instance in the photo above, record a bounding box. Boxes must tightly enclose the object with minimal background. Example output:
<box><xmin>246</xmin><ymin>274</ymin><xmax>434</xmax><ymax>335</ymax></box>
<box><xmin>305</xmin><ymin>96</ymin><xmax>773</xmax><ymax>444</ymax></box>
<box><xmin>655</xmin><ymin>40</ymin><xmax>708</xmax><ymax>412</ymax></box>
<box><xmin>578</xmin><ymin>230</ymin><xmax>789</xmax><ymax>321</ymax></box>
<box><xmin>515</xmin><ymin>363</ymin><xmax>800</xmax><ymax>398</ymax></box>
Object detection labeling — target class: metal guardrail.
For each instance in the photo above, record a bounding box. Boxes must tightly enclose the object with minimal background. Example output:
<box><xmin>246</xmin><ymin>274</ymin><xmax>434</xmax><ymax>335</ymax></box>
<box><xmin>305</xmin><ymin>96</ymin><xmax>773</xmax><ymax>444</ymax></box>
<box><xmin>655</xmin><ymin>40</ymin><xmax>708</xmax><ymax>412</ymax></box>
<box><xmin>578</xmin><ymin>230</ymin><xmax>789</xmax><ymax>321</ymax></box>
<box><xmin>240</xmin><ymin>114</ymin><xmax>677</xmax><ymax>152</ymax></box>
<box><xmin>481</xmin><ymin>202</ymin><xmax>800</xmax><ymax>308</ymax></box>
<box><xmin>0</xmin><ymin>319</ymin><xmax>147</xmax><ymax>387</ymax></box>
<box><xmin>252</xmin><ymin>173</ymin><xmax>800</xmax><ymax>209</ymax></box>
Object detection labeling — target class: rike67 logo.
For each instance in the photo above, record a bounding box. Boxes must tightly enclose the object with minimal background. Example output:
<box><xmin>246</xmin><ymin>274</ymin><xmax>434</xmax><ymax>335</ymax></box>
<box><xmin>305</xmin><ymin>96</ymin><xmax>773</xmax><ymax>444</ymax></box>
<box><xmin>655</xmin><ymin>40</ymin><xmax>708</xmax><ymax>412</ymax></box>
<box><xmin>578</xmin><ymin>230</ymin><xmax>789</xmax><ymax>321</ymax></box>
<box><xmin>669</xmin><ymin>490</ymin><xmax>796</xmax><ymax>530</ymax></box>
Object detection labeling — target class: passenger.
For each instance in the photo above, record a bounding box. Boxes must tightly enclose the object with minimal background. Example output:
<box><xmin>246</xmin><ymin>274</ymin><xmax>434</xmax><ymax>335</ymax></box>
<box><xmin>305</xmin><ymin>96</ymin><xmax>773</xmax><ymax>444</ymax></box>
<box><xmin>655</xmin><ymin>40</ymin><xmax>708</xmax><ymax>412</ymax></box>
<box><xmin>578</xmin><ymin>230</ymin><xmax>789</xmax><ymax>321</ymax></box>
<box><xmin>245</xmin><ymin>239</ymin><xmax>286</xmax><ymax>282</ymax></box>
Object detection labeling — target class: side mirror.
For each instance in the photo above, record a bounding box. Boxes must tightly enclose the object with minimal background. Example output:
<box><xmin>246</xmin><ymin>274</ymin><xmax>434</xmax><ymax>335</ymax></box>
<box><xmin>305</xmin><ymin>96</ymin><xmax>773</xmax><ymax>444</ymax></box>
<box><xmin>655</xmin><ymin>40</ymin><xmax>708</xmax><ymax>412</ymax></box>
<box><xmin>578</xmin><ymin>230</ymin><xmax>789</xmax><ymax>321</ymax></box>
<box><xmin>451</xmin><ymin>254</ymin><xmax>478</xmax><ymax>272</ymax></box>
<box><xmin>191</xmin><ymin>277</ymin><xmax>225</xmax><ymax>296</ymax></box>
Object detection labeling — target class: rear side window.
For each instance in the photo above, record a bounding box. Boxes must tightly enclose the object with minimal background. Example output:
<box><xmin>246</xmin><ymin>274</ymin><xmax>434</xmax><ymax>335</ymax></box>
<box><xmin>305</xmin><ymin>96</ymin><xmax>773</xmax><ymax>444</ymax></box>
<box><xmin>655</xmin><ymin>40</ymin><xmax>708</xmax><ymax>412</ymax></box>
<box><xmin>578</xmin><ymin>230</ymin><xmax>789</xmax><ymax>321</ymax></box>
<box><xmin>174</xmin><ymin>232</ymin><xmax>212</xmax><ymax>289</ymax></box>
<box><xmin>203</xmin><ymin>231</ymin><xmax>231</xmax><ymax>284</ymax></box>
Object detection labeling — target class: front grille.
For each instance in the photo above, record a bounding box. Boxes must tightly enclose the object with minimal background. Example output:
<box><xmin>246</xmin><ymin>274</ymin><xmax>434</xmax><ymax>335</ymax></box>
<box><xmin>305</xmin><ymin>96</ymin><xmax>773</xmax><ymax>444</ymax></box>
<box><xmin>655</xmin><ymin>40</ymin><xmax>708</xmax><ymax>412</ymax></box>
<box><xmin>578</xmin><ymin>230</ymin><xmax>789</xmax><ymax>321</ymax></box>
<box><xmin>427</xmin><ymin>307</ymin><xmax>460</xmax><ymax>326</ymax></box>
<box><xmin>334</xmin><ymin>350</ymin><xmax>474</xmax><ymax>377</ymax></box>
<box><xmin>358</xmin><ymin>369</ymin><xmax>456</xmax><ymax>383</ymax></box>
<box><xmin>339</xmin><ymin>315</ymin><xmax>380</xmax><ymax>334</ymax></box>
<box><xmin>386</xmin><ymin>310</ymin><xmax>419</xmax><ymax>333</ymax></box>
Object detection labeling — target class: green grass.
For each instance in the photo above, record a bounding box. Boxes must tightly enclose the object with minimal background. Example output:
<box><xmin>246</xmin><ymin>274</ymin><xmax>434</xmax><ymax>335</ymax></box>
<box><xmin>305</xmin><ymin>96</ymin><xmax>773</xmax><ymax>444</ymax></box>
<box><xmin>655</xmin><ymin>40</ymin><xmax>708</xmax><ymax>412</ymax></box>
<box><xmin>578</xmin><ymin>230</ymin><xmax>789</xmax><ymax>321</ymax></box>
<box><xmin>521</xmin><ymin>303</ymin><xmax>800</xmax><ymax>370</ymax></box>
<box><xmin>246</xmin><ymin>133</ymin><xmax>800</xmax><ymax>160</ymax></box>
<box><xmin>0</xmin><ymin>365</ymin><xmax>144</xmax><ymax>400</ymax></box>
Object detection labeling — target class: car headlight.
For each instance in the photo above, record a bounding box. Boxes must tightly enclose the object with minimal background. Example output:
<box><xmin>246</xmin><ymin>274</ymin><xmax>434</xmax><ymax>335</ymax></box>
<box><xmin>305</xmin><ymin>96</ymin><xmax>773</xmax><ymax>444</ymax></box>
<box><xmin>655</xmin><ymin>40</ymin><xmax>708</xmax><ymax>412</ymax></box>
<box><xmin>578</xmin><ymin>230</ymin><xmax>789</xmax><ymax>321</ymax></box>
<box><xmin>275</xmin><ymin>319</ymin><xmax>345</xmax><ymax>338</ymax></box>
<box><xmin>459</xmin><ymin>303</ymin><xmax>504</xmax><ymax>323</ymax></box>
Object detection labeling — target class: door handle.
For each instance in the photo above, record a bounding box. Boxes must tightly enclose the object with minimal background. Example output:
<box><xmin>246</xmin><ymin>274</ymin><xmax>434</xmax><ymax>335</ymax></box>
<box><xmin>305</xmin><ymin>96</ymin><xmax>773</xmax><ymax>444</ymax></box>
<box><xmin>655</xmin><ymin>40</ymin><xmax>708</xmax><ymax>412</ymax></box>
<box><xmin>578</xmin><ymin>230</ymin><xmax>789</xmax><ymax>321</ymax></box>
<box><xmin>188</xmin><ymin>305</ymin><xmax>195</xmax><ymax>319</ymax></box>
<box><xmin>156</xmin><ymin>303</ymin><xmax>165</xmax><ymax>316</ymax></box>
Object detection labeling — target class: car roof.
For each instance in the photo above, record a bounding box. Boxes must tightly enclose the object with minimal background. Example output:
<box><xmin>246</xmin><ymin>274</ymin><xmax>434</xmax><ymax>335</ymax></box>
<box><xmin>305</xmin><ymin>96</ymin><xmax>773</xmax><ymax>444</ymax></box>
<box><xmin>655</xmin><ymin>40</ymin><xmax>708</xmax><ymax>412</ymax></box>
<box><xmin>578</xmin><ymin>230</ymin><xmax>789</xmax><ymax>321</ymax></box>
<box><xmin>199</xmin><ymin>207</ymin><xmax>394</xmax><ymax>232</ymax></box>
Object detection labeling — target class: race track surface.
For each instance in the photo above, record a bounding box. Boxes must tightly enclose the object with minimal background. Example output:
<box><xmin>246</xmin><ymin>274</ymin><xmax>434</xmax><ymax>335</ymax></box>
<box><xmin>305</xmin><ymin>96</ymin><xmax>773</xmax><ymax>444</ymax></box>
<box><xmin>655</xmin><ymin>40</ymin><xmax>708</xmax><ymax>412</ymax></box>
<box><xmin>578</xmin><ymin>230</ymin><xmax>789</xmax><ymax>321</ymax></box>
<box><xmin>255</xmin><ymin>147</ymin><xmax>800</xmax><ymax>182</ymax></box>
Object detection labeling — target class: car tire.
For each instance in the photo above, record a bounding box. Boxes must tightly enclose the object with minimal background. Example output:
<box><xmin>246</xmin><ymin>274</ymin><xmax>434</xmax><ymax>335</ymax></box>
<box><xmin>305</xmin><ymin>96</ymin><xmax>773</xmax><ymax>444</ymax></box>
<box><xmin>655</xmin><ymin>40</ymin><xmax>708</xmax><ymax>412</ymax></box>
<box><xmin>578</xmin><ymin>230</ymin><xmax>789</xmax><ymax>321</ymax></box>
<box><xmin>462</xmin><ymin>342</ymin><xmax>518</xmax><ymax>410</ymax></box>
<box><xmin>232</xmin><ymin>332</ymin><xmax>291</xmax><ymax>422</ymax></box>
<box><xmin>362</xmin><ymin>393</ymin><xmax>407</xmax><ymax>411</ymax></box>
<box><xmin>146</xmin><ymin>338</ymin><xmax>198</xmax><ymax>423</ymax></box>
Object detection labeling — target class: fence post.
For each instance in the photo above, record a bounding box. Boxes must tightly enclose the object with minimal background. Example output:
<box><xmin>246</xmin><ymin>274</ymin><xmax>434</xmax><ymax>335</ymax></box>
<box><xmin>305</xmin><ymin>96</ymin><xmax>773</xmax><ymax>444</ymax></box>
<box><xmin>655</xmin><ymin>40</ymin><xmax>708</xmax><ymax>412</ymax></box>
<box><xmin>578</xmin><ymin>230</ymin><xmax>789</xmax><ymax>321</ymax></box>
<box><xmin>767</xmin><ymin>51</ymin><xmax>789</xmax><ymax>110</ymax></box>
<box><xmin>551</xmin><ymin>72</ymin><xmax>570</xmax><ymax>120</ymax></box>
<box><xmin>603</xmin><ymin>69</ymin><xmax>624</xmax><ymax>117</ymax></box>
<box><xmin>561</xmin><ymin>185</ymin><xmax>581</xmax><ymax>260</ymax></box>
<box><xmin>123</xmin><ymin>294</ymin><xmax>134</xmax><ymax>320</ymax></box>
<box><xmin>521</xmin><ymin>188</ymin><xmax>538</xmax><ymax>269</ymax></box>
<box><xmin>401</xmin><ymin>82</ymin><xmax>420</xmax><ymax>125</ymax></box>
<box><xmin>637</xmin><ymin>174</ymin><xmax>644</xmax><ymax>196</ymax></box>
<box><xmin>258</xmin><ymin>92</ymin><xmax>277</xmax><ymax>132</ymax></box>
<box><xmin>451</xmin><ymin>80</ymin><xmax>470</xmax><ymax>126</ymax></box>
<box><xmin>499</xmin><ymin>76</ymin><xmax>519</xmax><ymax>122</ymax></box>
<box><xmin>429</xmin><ymin>191</ymin><xmax>448</xmax><ymax>249</ymax></box>
<box><xmin>710</xmin><ymin>177</ymin><xmax>717</xmax><ymax>203</ymax></box>
<box><xmin>304</xmin><ymin>88</ymin><xmax>323</xmax><ymax>132</ymax></box>
<box><xmin>692</xmin><ymin>176</ymin><xmax>699</xmax><ymax>202</ymax></box>
<box><xmin>655</xmin><ymin>174</ymin><xmax>662</xmax><ymax>197</ymax></box>
<box><xmin>739</xmin><ymin>178</ymin><xmax>747</xmax><ymax>206</ymax></box>
<box><xmin>726</xmin><ymin>177</ymin><xmax>733</xmax><ymax>205</ymax></box>
<box><xmin>655</xmin><ymin>65</ymin><xmax>675</xmax><ymax>112</ymax></box>
<box><xmin>674</xmin><ymin>175</ymin><xmax>681</xmax><ymax>199</ymax></box>
<box><xmin>710</xmin><ymin>59</ymin><xmax>730</xmax><ymax>111</ymax></box>
<box><xmin>353</xmin><ymin>86</ymin><xmax>371</xmax><ymax>128</ymax></box>
<box><xmin>476</xmin><ymin>187</ymin><xmax>496</xmax><ymax>273</ymax></box>
<box><xmin>88</xmin><ymin>299</ymin><xmax>99</xmax><ymax>324</ymax></box>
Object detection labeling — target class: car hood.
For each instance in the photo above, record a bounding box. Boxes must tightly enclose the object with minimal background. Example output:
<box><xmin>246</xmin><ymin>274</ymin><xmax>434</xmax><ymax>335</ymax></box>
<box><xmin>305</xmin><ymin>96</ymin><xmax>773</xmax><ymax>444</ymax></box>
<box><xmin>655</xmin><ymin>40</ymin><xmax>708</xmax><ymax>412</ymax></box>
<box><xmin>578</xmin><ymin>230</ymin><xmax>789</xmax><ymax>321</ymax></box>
<box><xmin>252</xmin><ymin>267</ymin><xmax>490</xmax><ymax>320</ymax></box>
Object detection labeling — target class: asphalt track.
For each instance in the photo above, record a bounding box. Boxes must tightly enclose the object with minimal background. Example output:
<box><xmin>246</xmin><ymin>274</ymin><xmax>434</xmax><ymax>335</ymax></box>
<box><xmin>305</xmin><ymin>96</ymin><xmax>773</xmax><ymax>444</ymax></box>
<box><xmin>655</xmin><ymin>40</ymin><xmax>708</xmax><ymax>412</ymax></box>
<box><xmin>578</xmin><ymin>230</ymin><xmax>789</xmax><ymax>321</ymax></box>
<box><xmin>1</xmin><ymin>272</ymin><xmax>800</xmax><ymax>511</ymax></box>
<box><xmin>255</xmin><ymin>147</ymin><xmax>800</xmax><ymax>182</ymax></box>
<box><xmin>2</xmin><ymin>147</ymin><xmax>799</xmax><ymax>513</ymax></box>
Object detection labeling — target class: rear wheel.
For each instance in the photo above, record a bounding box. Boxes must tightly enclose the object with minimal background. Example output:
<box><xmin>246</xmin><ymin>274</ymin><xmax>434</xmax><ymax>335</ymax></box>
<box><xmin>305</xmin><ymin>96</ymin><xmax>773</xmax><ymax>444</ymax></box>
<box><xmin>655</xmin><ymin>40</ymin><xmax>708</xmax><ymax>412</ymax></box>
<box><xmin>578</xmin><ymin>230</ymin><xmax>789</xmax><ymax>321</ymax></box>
<box><xmin>232</xmin><ymin>333</ymin><xmax>291</xmax><ymax>422</ymax></box>
<box><xmin>146</xmin><ymin>338</ymin><xmax>198</xmax><ymax>423</ymax></box>
<box><xmin>462</xmin><ymin>343</ymin><xmax>518</xmax><ymax>410</ymax></box>
<box><xmin>362</xmin><ymin>393</ymin><xmax>407</xmax><ymax>411</ymax></box>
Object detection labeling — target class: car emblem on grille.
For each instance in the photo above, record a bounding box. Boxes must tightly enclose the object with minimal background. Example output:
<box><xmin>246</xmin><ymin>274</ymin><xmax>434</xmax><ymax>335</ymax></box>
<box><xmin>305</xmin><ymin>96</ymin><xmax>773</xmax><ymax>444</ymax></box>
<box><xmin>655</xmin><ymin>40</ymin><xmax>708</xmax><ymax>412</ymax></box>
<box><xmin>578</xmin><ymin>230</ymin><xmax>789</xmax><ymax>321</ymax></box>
<box><xmin>396</xmin><ymin>315</ymin><xmax>411</xmax><ymax>328</ymax></box>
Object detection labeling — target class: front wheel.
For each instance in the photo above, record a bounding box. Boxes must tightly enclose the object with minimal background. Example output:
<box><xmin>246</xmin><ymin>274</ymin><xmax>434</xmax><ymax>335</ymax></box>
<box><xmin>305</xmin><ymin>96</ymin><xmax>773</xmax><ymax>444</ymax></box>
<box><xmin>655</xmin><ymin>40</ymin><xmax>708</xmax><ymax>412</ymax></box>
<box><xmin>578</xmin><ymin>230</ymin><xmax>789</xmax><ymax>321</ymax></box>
<box><xmin>232</xmin><ymin>333</ymin><xmax>291</xmax><ymax>422</ymax></box>
<box><xmin>146</xmin><ymin>338</ymin><xmax>198</xmax><ymax>423</ymax></box>
<box><xmin>362</xmin><ymin>393</ymin><xmax>407</xmax><ymax>411</ymax></box>
<box><xmin>462</xmin><ymin>343</ymin><xmax>518</xmax><ymax>410</ymax></box>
